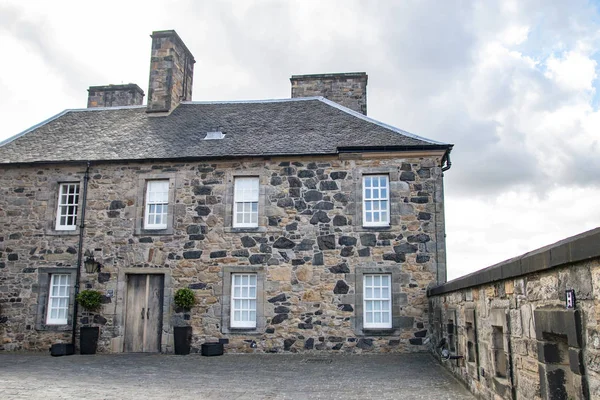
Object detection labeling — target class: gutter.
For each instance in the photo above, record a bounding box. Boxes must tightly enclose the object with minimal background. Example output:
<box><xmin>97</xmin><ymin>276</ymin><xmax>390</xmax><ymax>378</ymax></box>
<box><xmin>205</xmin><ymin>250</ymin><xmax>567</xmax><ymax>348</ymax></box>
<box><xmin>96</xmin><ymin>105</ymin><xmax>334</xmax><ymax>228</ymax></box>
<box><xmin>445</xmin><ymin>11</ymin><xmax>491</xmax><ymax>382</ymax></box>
<box><xmin>71</xmin><ymin>161</ymin><xmax>91</xmax><ymax>348</ymax></box>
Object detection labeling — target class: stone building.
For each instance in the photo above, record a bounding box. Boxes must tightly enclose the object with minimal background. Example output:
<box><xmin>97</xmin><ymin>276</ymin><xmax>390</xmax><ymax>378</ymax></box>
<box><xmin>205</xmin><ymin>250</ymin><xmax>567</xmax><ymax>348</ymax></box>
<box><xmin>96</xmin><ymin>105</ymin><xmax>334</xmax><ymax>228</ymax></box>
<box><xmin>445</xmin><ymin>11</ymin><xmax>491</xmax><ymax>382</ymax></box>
<box><xmin>0</xmin><ymin>30</ymin><xmax>452</xmax><ymax>354</ymax></box>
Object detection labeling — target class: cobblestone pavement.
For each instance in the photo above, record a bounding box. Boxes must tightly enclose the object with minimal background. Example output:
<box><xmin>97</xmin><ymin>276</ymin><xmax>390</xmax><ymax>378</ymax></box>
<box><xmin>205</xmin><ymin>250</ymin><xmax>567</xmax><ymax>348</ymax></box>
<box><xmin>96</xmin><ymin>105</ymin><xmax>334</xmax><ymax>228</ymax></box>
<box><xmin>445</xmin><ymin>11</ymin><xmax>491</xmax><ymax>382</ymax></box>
<box><xmin>0</xmin><ymin>352</ymin><xmax>474</xmax><ymax>399</ymax></box>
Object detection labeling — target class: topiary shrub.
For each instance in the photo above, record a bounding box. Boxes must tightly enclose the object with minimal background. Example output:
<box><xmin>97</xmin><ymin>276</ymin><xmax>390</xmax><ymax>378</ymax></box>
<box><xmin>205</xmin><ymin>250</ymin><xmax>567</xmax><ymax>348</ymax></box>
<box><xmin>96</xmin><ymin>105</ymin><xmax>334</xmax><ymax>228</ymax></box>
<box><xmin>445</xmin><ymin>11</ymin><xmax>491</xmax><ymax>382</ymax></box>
<box><xmin>76</xmin><ymin>290</ymin><xmax>103</xmax><ymax>312</ymax></box>
<box><xmin>174</xmin><ymin>288</ymin><xmax>196</xmax><ymax>310</ymax></box>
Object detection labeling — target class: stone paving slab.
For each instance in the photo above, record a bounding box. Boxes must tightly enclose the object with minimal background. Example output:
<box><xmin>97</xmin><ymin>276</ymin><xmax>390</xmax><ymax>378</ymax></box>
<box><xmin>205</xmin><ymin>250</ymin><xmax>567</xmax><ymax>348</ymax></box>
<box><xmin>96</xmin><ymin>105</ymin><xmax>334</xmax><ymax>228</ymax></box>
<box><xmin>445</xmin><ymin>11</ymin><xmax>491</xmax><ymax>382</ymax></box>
<box><xmin>0</xmin><ymin>352</ymin><xmax>474</xmax><ymax>399</ymax></box>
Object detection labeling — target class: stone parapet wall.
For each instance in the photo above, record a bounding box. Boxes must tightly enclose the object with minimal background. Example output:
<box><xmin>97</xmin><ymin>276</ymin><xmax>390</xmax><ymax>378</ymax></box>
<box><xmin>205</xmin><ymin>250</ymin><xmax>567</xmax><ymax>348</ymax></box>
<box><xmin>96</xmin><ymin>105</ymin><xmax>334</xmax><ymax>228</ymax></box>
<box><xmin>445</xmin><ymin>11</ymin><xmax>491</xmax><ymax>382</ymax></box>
<box><xmin>291</xmin><ymin>73</ymin><xmax>368</xmax><ymax>115</ymax></box>
<box><xmin>428</xmin><ymin>228</ymin><xmax>600</xmax><ymax>399</ymax></box>
<box><xmin>0</xmin><ymin>152</ymin><xmax>446</xmax><ymax>354</ymax></box>
<box><xmin>87</xmin><ymin>84</ymin><xmax>145</xmax><ymax>108</ymax></box>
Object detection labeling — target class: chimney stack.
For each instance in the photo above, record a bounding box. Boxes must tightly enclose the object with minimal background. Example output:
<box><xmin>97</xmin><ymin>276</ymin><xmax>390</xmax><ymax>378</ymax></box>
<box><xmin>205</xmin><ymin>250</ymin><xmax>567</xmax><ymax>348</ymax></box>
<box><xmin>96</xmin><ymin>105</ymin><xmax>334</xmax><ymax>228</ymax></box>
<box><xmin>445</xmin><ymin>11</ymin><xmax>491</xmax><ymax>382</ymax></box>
<box><xmin>87</xmin><ymin>84</ymin><xmax>144</xmax><ymax>108</ymax></box>
<box><xmin>290</xmin><ymin>72</ymin><xmax>368</xmax><ymax>115</ymax></box>
<box><xmin>147</xmin><ymin>30</ymin><xmax>195</xmax><ymax>113</ymax></box>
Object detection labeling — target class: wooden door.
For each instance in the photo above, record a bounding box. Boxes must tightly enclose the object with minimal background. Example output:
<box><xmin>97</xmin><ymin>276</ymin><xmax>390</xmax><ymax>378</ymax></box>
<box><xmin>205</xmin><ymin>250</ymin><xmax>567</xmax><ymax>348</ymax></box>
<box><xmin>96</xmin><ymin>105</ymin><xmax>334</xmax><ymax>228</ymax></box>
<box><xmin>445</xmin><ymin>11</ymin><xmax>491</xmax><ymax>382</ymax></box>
<box><xmin>124</xmin><ymin>274</ymin><xmax>164</xmax><ymax>352</ymax></box>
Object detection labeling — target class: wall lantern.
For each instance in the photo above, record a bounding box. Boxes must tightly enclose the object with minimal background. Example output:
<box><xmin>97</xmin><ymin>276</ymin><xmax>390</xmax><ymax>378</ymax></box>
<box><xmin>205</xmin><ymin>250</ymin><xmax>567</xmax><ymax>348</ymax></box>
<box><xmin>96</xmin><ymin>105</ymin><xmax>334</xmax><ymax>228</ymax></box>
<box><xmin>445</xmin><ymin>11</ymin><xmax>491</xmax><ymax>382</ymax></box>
<box><xmin>84</xmin><ymin>250</ymin><xmax>101</xmax><ymax>274</ymax></box>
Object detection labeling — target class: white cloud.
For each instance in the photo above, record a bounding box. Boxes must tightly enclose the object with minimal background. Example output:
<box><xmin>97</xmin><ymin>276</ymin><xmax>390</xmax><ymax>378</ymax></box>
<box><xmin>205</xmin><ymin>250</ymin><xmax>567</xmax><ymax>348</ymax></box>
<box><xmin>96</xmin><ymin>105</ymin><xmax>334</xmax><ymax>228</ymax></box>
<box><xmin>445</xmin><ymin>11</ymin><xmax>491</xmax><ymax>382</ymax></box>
<box><xmin>546</xmin><ymin>49</ymin><xmax>598</xmax><ymax>92</ymax></box>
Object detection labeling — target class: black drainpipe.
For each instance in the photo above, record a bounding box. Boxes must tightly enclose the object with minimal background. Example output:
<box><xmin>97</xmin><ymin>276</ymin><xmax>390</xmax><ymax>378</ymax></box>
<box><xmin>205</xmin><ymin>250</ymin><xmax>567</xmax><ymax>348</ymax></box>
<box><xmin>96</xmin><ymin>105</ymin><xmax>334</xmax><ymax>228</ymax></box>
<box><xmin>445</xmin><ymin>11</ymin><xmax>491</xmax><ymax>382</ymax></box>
<box><xmin>506</xmin><ymin>312</ymin><xmax>517</xmax><ymax>399</ymax></box>
<box><xmin>442</xmin><ymin>152</ymin><xmax>452</xmax><ymax>172</ymax></box>
<box><xmin>71</xmin><ymin>161</ymin><xmax>91</xmax><ymax>347</ymax></box>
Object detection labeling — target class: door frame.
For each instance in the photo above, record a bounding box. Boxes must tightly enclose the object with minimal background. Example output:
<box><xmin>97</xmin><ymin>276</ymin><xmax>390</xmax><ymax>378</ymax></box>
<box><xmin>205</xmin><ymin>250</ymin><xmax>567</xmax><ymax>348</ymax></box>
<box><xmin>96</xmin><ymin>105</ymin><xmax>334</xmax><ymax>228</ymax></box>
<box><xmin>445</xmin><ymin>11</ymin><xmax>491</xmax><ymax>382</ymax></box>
<box><xmin>115</xmin><ymin>268</ymin><xmax>172</xmax><ymax>353</ymax></box>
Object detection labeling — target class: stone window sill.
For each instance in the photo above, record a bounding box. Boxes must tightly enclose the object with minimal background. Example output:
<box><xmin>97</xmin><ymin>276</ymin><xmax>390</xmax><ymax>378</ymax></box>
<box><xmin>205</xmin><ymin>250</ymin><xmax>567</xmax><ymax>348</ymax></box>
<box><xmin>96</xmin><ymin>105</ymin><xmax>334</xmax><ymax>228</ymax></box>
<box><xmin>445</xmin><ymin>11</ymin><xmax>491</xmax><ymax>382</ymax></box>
<box><xmin>355</xmin><ymin>226</ymin><xmax>393</xmax><ymax>232</ymax></box>
<box><xmin>134</xmin><ymin>228</ymin><xmax>173</xmax><ymax>236</ymax></box>
<box><xmin>45</xmin><ymin>229</ymin><xmax>79</xmax><ymax>236</ymax></box>
<box><xmin>360</xmin><ymin>328</ymin><xmax>397</xmax><ymax>336</ymax></box>
<box><xmin>223</xmin><ymin>328</ymin><xmax>261</xmax><ymax>335</ymax></box>
<box><xmin>35</xmin><ymin>324</ymin><xmax>72</xmax><ymax>332</ymax></box>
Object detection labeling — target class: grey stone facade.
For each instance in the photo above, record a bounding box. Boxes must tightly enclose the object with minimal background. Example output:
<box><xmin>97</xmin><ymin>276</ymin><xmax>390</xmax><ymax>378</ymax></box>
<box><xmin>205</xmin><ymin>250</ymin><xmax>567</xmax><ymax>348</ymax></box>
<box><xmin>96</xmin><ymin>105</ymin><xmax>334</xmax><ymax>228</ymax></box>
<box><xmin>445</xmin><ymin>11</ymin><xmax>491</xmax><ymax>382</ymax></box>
<box><xmin>291</xmin><ymin>72</ymin><xmax>368</xmax><ymax>115</ymax></box>
<box><xmin>87</xmin><ymin>84</ymin><xmax>145</xmax><ymax>108</ymax></box>
<box><xmin>0</xmin><ymin>153</ymin><xmax>447</xmax><ymax>354</ymax></box>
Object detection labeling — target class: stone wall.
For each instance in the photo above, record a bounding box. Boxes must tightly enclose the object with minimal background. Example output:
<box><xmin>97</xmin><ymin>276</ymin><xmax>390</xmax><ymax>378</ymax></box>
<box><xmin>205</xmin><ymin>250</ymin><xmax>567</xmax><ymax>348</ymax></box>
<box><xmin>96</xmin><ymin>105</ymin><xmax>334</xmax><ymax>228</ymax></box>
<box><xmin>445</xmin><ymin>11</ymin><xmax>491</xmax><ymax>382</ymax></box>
<box><xmin>291</xmin><ymin>73</ymin><xmax>368</xmax><ymax>115</ymax></box>
<box><xmin>0</xmin><ymin>153</ymin><xmax>446</xmax><ymax>354</ymax></box>
<box><xmin>428</xmin><ymin>228</ymin><xmax>600</xmax><ymax>399</ymax></box>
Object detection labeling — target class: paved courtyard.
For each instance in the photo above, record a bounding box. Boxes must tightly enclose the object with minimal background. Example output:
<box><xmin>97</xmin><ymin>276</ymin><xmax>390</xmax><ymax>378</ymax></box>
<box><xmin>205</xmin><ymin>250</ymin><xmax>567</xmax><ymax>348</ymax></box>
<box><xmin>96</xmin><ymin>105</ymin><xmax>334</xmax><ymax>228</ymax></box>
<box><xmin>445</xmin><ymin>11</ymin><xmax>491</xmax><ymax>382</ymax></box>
<box><xmin>0</xmin><ymin>352</ymin><xmax>474</xmax><ymax>399</ymax></box>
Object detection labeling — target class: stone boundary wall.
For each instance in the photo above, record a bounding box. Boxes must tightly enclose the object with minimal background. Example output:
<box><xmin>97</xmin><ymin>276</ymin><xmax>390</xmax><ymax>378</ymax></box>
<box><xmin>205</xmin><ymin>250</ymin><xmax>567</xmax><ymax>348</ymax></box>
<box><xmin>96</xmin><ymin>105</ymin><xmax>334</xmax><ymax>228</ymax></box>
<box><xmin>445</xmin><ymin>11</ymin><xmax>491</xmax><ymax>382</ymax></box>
<box><xmin>428</xmin><ymin>228</ymin><xmax>600</xmax><ymax>399</ymax></box>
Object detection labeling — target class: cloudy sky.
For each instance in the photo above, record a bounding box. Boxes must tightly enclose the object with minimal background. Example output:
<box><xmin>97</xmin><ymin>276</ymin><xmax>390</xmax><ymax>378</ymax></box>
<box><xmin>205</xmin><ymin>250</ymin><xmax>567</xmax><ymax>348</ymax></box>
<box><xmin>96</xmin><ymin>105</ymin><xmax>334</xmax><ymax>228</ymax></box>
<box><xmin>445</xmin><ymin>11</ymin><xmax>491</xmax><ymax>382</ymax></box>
<box><xmin>1</xmin><ymin>0</ymin><xmax>599</xmax><ymax>280</ymax></box>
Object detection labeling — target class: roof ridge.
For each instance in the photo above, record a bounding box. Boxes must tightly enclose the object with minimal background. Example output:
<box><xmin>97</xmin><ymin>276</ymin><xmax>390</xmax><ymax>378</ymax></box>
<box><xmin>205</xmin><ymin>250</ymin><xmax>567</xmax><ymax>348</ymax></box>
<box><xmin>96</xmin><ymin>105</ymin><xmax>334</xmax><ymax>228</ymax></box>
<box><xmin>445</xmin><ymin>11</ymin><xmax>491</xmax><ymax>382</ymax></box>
<box><xmin>181</xmin><ymin>97</ymin><xmax>321</xmax><ymax>105</ymax></box>
<box><xmin>315</xmin><ymin>97</ymin><xmax>448</xmax><ymax>146</ymax></box>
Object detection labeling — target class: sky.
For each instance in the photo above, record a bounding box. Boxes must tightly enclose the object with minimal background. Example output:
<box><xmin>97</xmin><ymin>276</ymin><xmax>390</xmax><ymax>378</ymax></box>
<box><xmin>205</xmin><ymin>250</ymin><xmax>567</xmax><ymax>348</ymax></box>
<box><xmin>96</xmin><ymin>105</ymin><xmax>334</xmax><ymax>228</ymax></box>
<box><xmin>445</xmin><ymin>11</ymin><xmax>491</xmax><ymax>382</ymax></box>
<box><xmin>1</xmin><ymin>0</ymin><xmax>599</xmax><ymax>280</ymax></box>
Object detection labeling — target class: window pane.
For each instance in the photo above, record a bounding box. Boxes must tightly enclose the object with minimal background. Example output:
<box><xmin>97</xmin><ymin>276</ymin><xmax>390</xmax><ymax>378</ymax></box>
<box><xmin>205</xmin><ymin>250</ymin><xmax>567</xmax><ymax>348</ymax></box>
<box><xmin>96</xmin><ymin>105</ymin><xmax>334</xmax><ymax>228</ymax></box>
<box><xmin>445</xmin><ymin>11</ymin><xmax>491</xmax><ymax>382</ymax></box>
<box><xmin>380</xmin><ymin>176</ymin><xmax>387</xmax><ymax>187</ymax></box>
<box><xmin>365</xmin><ymin>189</ymin><xmax>371</xmax><ymax>199</ymax></box>
<box><xmin>364</xmin><ymin>177</ymin><xmax>371</xmax><ymax>187</ymax></box>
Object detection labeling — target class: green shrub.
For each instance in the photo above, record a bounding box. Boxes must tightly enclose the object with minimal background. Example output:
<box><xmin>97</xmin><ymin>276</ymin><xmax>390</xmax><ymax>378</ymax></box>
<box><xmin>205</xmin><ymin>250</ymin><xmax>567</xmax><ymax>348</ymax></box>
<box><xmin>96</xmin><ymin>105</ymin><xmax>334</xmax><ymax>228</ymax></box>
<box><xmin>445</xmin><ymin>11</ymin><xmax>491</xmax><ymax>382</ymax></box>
<box><xmin>174</xmin><ymin>288</ymin><xmax>196</xmax><ymax>310</ymax></box>
<box><xmin>76</xmin><ymin>290</ymin><xmax>103</xmax><ymax>312</ymax></box>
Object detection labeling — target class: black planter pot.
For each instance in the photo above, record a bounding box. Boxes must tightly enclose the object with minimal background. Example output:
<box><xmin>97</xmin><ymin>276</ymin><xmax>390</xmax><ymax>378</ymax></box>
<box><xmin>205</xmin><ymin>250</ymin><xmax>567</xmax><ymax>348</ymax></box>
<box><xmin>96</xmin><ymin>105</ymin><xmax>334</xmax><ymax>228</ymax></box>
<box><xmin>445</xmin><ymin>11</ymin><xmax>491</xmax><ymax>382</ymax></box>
<box><xmin>201</xmin><ymin>342</ymin><xmax>224</xmax><ymax>357</ymax></box>
<box><xmin>174</xmin><ymin>326</ymin><xmax>192</xmax><ymax>355</ymax></box>
<box><xmin>80</xmin><ymin>327</ymin><xmax>99</xmax><ymax>355</ymax></box>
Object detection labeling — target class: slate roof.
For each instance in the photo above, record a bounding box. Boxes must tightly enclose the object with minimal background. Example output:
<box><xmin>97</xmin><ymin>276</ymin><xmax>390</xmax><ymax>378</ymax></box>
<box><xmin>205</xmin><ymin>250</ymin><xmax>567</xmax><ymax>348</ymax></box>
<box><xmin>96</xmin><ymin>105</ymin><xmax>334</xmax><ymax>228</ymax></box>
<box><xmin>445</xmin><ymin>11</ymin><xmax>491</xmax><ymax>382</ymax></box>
<box><xmin>0</xmin><ymin>97</ymin><xmax>451</xmax><ymax>164</ymax></box>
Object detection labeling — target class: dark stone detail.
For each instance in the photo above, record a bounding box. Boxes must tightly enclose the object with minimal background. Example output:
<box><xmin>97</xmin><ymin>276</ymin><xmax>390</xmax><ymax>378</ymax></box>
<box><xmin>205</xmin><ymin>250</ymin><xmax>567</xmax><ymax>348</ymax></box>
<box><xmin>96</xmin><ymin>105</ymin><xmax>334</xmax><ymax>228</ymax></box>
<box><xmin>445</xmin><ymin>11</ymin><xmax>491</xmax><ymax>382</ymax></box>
<box><xmin>303</xmin><ymin>178</ymin><xmax>317</xmax><ymax>190</ymax></box>
<box><xmin>260</xmin><ymin>243</ymin><xmax>272</xmax><ymax>253</ymax></box>
<box><xmin>360</xmin><ymin>234</ymin><xmax>377</xmax><ymax>247</ymax></box>
<box><xmin>546</xmin><ymin>369</ymin><xmax>568</xmax><ymax>399</ymax></box>
<box><xmin>297</xmin><ymin>239</ymin><xmax>314</xmax><ymax>251</ymax></box>
<box><xmin>400</xmin><ymin>163</ymin><xmax>411</xmax><ymax>171</ymax></box>
<box><xmin>333</xmin><ymin>193</ymin><xmax>349</xmax><ymax>203</ymax></box>
<box><xmin>357</xmin><ymin>338</ymin><xmax>373</xmax><ymax>349</ymax></box>
<box><xmin>313</xmin><ymin>252</ymin><xmax>324</xmax><ymax>265</ymax></box>
<box><xmin>400</xmin><ymin>171</ymin><xmax>415</xmax><ymax>181</ymax></box>
<box><xmin>241</xmin><ymin>236</ymin><xmax>256</xmax><ymax>247</ymax></box>
<box><xmin>417</xmin><ymin>322</ymin><xmax>424</xmax><ymax>329</ymax></box>
<box><xmin>329</xmin><ymin>263</ymin><xmax>350</xmax><ymax>274</ymax></box>
<box><xmin>188</xmin><ymin>235</ymin><xmax>205</xmax><ymax>241</ymax></box>
<box><xmin>107</xmin><ymin>210</ymin><xmax>120</xmax><ymax>218</ymax></box>
<box><xmin>274</xmin><ymin>306</ymin><xmax>290</xmax><ymax>314</ymax></box>
<box><xmin>232</xmin><ymin>249</ymin><xmax>250</xmax><ymax>257</ymax></box>
<box><xmin>273</xmin><ymin>237</ymin><xmax>295</xmax><ymax>249</ymax></box>
<box><xmin>358</xmin><ymin>248</ymin><xmax>370</xmax><ymax>257</ymax></box>
<box><xmin>416</xmin><ymin>254</ymin><xmax>430</xmax><ymax>263</ymax></box>
<box><xmin>330</xmin><ymin>171</ymin><xmax>347</xmax><ymax>180</ymax></box>
<box><xmin>249</xmin><ymin>254</ymin><xmax>269</xmax><ymax>265</ymax></box>
<box><xmin>22</xmin><ymin>268</ymin><xmax>36</xmax><ymax>273</ymax></box>
<box><xmin>409</xmin><ymin>338</ymin><xmax>423</xmax><ymax>345</ymax></box>
<box><xmin>13</xmin><ymin>187</ymin><xmax>24</xmax><ymax>193</ymax></box>
<box><xmin>294</xmin><ymin>199</ymin><xmax>307</xmax><ymax>212</ymax></box>
<box><xmin>195</xmin><ymin>205</ymin><xmax>211</xmax><ymax>216</ymax></box>
<box><xmin>270</xmin><ymin>176</ymin><xmax>282</xmax><ymax>186</ymax></box>
<box><xmin>306</xmin><ymin>162</ymin><xmax>318</xmax><ymax>170</ymax></box>
<box><xmin>398</xmin><ymin>316</ymin><xmax>415</xmax><ymax>328</ymax></box>
<box><xmin>210</xmin><ymin>250</ymin><xmax>227</xmax><ymax>258</ymax></box>
<box><xmin>292</xmin><ymin>259</ymin><xmax>305</xmax><ymax>266</ymax></box>
<box><xmin>339</xmin><ymin>236</ymin><xmax>357</xmax><ymax>246</ymax></box>
<box><xmin>378</xmin><ymin>232</ymin><xmax>396</xmax><ymax>240</ymax></box>
<box><xmin>541</xmin><ymin>342</ymin><xmax>562</xmax><ymax>364</ymax></box>
<box><xmin>383</xmin><ymin>253</ymin><xmax>405</xmax><ymax>263</ymax></box>
<box><xmin>139</xmin><ymin>237</ymin><xmax>153</xmax><ymax>243</ymax></box>
<box><xmin>186</xmin><ymin>225</ymin><xmax>202</xmax><ymax>234</ymax></box>
<box><xmin>109</xmin><ymin>200</ymin><xmax>126</xmax><ymax>210</ymax></box>
<box><xmin>286</xmin><ymin>222</ymin><xmax>298</xmax><ymax>232</ymax></box>
<box><xmin>188</xmin><ymin>282</ymin><xmax>207</xmax><ymax>289</ymax></box>
<box><xmin>288</xmin><ymin>177</ymin><xmax>302</xmax><ymax>188</ymax></box>
<box><xmin>9</xmin><ymin>233</ymin><xmax>22</xmax><ymax>240</ymax></box>
<box><xmin>314</xmin><ymin>201</ymin><xmax>334</xmax><ymax>210</ymax></box>
<box><xmin>279</xmin><ymin>162</ymin><xmax>290</xmax><ymax>167</ymax></box>
<box><xmin>340</xmin><ymin>247</ymin><xmax>354</xmax><ymax>257</ymax></box>
<box><xmin>317</xmin><ymin>235</ymin><xmax>336</xmax><ymax>250</ymax></box>
<box><xmin>303</xmin><ymin>190</ymin><xmax>323</xmax><ymax>202</ymax></box>
<box><xmin>298</xmin><ymin>323</ymin><xmax>313</xmax><ymax>329</ymax></box>
<box><xmin>319</xmin><ymin>181</ymin><xmax>338</xmax><ymax>191</ymax></box>
<box><xmin>284</xmin><ymin>339</ymin><xmax>296</xmax><ymax>351</ymax></box>
<box><xmin>304</xmin><ymin>338</ymin><xmax>314</xmax><ymax>350</ymax></box>
<box><xmin>268</xmin><ymin>216</ymin><xmax>279</xmax><ymax>227</ymax></box>
<box><xmin>271</xmin><ymin>314</ymin><xmax>288</xmax><ymax>324</ymax></box>
<box><xmin>407</xmin><ymin>234</ymin><xmax>430</xmax><ymax>243</ymax></box>
<box><xmin>332</xmin><ymin>215</ymin><xmax>347</xmax><ymax>226</ymax></box>
<box><xmin>410</xmin><ymin>197</ymin><xmax>429</xmax><ymax>204</ymax></box>
<box><xmin>277</xmin><ymin>197</ymin><xmax>295</xmax><ymax>208</ymax></box>
<box><xmin>417</xmin><ymin>169</ymin><xmax>431</xmax><ymax>178</ymax></box>
<box><xmin>265</xmin><ymin>328</ymin><xmax>275</xmax><ymax>334</ymax></box>
<box><xmin>98</xmin><ymin>273</ymin><xmax>111</xmax><ymax>284</ymax></box>
<box><xmin>268</xmin><ymin>294</ymin><xmax>287</xmax><ymax>303</ymax></box>
<box><xmin>338</xmin><ymin>304</ymin><xmax>353</xmax><ymax>312</ymax></box>
<box><xmin>8</xmin><ymin>254</ymin><xmax>18</xmax><ymax>261</ymax></box>
<box><xmin>183</xmin><ymin>251</ymin><xmax>202</xmax><ymax>259</ymax></box>
<box><xmin>66</xmin><ymin>246</ymin><xmax>77</xmax><ymax>254</ymax></box>
<box><xmin>414</xmin><ymin>330</ymin><xmax>427</xmax><ymax>338</ymax></box>
<box><xmin>0</xmin><ymin>262</ymin><xmax>7</xmax><ymax>269</ymax></box>
<box><xmin>93</xmin><ymin>315</ymin><xmax>107</xmax><ymax>325</ymax></box>
<box><xmin>394</xmin><ymin>243</ymin><xmax>417</xmax><ymax>254</ymax></box>
<box><xmin>310</xmin><ymin>211</ymin><xmax>330</xmax><ymax>224</ymax></box>
<box><xmin>193</xmin><ymin>185</ymin><xmax>212</xmax><ymax>195</ymax></box>
<box><xmin>418</xmin><ymin>212</ymin><xmax>431</xmax><ymax>220</ymax></box>
<box><xmin>333</xmin><ymin>280</ymin><xmax>349</xmax><ymax>294</ymax></box>
<box><xmin>298</xmin><ymin>170</ymin><xmax>315</xmax><ymax>178</ymax></box>
<box><xmin>281</xmin><ymin>167</ymin><xmax>296</xmax><ymax>176</ymax></box>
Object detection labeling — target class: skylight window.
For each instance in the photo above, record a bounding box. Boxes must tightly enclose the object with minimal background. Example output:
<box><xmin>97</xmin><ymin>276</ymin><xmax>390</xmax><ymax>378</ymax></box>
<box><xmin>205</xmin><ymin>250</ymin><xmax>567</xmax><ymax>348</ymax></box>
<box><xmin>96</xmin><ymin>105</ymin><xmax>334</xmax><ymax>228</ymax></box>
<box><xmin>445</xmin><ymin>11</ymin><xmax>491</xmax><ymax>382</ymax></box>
<box><xmin>204</xmin><ymin>131</ymin><xmax>225</xmax><ymax>140</ymax></box>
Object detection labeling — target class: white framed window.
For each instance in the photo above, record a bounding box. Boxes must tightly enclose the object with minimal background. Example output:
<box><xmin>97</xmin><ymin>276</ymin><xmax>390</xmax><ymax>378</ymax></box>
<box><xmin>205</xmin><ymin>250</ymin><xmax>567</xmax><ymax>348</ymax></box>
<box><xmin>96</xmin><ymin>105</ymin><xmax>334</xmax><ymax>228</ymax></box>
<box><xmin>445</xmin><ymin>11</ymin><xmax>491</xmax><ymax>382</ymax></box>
<box><xmin>55</xmin><ymin>183</ymin><xmax>80</xmax><ymax>231</ymax></box>
<box><xmin>363</xmin><ymin>274</ymin><xmax>392</xmax><ymax>329</ymax></box>
<box><xmin>231</xmin><ymin>273</ymin><xmax>257</xmax><ymax>328</ymax></box>
<box><xmin>233</xmin><ymin>177</ymin><xmax>259</xmax><ymax>228</ymax></box>
<box><xmin>145</xmin><ymin>180</ymin><xmax>169</xmax><ymax>229</ymax></box>
<box><xmin>363</xmin><ymin>175</ymin><xmax>390</xmax><ymax>227</ymax></box>
<box><xmin>46</xmin><ymin>274</ymin><xmax>71</xmax><ymax>325</ymax></box>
